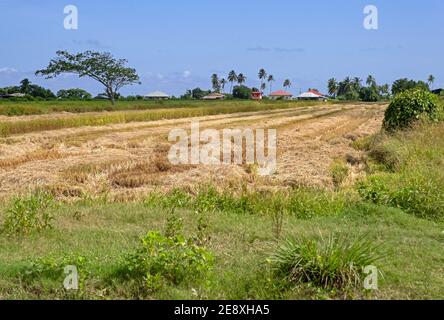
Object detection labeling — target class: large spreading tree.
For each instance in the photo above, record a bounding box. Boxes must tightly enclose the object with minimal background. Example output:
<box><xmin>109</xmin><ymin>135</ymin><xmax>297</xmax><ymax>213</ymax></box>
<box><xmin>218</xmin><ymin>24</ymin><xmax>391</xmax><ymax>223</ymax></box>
<box><xmin>36</xmin><ymin>50</ymin><xmax>140</xmax><ymax>104</ymax></box>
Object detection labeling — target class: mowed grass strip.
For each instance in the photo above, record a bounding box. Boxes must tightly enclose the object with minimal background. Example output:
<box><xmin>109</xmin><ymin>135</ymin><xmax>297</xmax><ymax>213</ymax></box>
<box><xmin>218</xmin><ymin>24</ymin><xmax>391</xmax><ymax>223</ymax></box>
<box><xmin>0</xmin><ymin>100</ymin><xmax>325</xmax><ymax>136</ymax></box>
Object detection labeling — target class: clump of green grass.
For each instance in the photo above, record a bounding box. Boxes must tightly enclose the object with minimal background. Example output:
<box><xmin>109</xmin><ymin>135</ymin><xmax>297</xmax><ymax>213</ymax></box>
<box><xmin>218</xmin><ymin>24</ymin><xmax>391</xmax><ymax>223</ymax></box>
<box><xmin>357</xmin><ymin>121</ymin><xmax>444</xmax><ymax>220</ymax></box>
<box><xmin>145</xmin><ymin>185</ymin><xmax>353</xmax><ymax>219</ymax></box>
<box><xmin>269</xmin><ymin>234</ymin><xmax>384</xmax><ymax>290</ymax></box>
<box><xmin>1</xmin><ymin>190</ymin><xmax>55</xmax><ymax>236</ymax></box>
<box><xmin>329</xmin><ymin>158</ymin><xmax>350</xmax><ymax>188</ymax></box>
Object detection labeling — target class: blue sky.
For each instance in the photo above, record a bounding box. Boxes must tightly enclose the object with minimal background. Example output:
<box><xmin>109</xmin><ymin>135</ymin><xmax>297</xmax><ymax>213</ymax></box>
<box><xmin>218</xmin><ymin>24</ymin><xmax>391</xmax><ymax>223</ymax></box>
<box><xmin>0</xmin><ymin>0</ymin><xmax>443</xmax><ymax>96</ymax></box>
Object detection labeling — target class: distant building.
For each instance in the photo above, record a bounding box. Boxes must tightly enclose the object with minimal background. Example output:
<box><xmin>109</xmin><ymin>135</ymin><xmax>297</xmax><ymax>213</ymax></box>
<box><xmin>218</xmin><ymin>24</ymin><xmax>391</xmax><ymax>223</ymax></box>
<box><xmin>251</xmin><ymin>91</ymin><xmax>263</xmax><ymax>100</ymax></box>
<box><xmin>202</xmin><ymin>92</ymin><xmax>225</xmax><ymax>100</ymax></box>
<box><xmin>144</xmin><ymin>91</ymin><xmax>170</xmax><ymax>100</ymax></box>
<box><xmin>297</xmin><ymin>89</ymin><xmax>328</xmax><ymax>101</ymax></box>
<box><xmin>0</xmin><ymin>93</ymin><xmax>26</xmax><ymax>98</ymax></box>
<box><xmin>269</xmin><ymin>90</ymin><xmax>293</xmax><ymax>100</ymax></box>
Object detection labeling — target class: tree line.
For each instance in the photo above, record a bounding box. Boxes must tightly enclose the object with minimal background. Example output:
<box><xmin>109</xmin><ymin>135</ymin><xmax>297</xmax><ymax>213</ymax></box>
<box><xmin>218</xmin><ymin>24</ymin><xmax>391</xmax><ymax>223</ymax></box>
<box><xmin>327</xmin><ymin>75</ymin><xmax>437</xmax><ymax>102</ymax></box>
<box><xmin>0</xmin><ymin>50</ymin><xmax>441</xmax><ymax>103</ymax></box>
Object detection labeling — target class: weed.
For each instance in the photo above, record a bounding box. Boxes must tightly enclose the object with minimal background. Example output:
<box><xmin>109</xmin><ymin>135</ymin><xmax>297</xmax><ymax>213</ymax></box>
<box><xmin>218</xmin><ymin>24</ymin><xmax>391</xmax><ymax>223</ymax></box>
<box><xmin>1</xmin><ymin>190</ymin><xmax>55</xmax><ymax>235</ymax></box>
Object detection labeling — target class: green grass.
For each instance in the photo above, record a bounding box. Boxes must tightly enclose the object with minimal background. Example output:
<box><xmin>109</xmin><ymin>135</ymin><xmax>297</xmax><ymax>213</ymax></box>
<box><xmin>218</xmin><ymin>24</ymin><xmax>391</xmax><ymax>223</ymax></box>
<box><xmin>0</xmin><ymin>199</ymin><xmax>443</xmax><ymax>299</ymax></box>
<box><xmin>356</xmin><ymin>120</ymin><xmax>444</xmax><ymax>220</ymax></box>
<box><xmin>0</xmin><ymin>100</ymin><xmax>325</xmax><ymax>136</ymax></box>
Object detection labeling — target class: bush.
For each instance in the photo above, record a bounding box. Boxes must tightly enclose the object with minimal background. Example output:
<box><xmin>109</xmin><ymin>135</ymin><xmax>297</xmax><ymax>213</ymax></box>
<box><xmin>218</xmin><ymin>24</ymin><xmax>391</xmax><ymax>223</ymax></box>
<box><xmin>1</xmin><ymin>191</ymin><xmax>55</xmax><ymax>235</ymax></box>
<box><xmin>23</xmin><ymin>254</ymin><xmax>88</xmax><ymax>282</ymax></box>
<box><xmin>232</xmin><ymin>85</ymin><xmax>252</xmax><ymax>99</ymax></box>
<box><xmin>383</xmin><ymin>89</ymin><xmax>439</xmax><ymax>131</ymax></box>
<box><xmin>117</xmin><ymin>210</ymin><xmax>213</xmax><ymax>292</ymax></box>
<box><xmin>269</xmin><ymin>234</ymin><xmax>384</xmax><ymax>290</ymax></box>
<box><xmin>357</xmin><ymin>173</ymin><xmax>444</xmax><ymax>221</ymax></box>
<box><xmin>120</xmin><ymin>232</ymin><xmax>213</xmax><ymax>289</ymax></box>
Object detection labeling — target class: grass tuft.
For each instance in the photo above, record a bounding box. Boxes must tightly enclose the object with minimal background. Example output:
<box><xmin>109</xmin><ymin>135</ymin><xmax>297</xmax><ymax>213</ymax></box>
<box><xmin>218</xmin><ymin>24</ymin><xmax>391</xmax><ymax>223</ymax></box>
<box><xmin>269</xmin><ymin>234</ymin><xmax>385</xmax><ymax>290</ymax></box>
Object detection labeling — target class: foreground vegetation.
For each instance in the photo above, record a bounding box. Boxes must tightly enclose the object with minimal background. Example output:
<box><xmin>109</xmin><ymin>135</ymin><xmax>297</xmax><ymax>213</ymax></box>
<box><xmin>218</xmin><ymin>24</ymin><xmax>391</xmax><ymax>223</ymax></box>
<box><xmin>0</xmin><ymin>108</ymin><xmax>443</xmax><ymax>299</ymax></box>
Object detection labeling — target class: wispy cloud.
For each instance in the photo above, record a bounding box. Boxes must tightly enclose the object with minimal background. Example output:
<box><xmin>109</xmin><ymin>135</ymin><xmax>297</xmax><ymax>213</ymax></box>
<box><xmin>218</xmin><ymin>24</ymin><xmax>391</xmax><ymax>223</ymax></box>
<box><xmin>274</xmin><ymin>47</ymin><xmax>305</xmax><ymax>53</ymax></box>
<box><xmin>247</xmin><ymin>46</ymin><xmax>272</xmax><ymax>52</ymax></box>
<box><xmin>72</xmin><ymin>39</ymin><xmax>110</xmax><ymax>49</ymax></box>
<box><xmin>360</xmin><ymin>45</ymin><xmax>404</xmax><ymax>52</ymax></box>
<box><xmin>0</xmin><ymin>67</ymin><xmax>18</xmax><ymax>74</ymax></box>
<box><xmin>247</xmin><ymin>47</ymin><xmax>305</xmax><ymax>53</ymax></box>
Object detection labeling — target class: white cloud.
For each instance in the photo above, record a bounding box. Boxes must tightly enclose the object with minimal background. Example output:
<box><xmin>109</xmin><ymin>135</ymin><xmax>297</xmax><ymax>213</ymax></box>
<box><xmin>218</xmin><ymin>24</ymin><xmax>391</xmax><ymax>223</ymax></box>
<box><xmin>0</xmin><ymin>67</ymin><xmax>18</xmax><ymax>74</ymax></box>
<box><xmin>183</xmin><ymin>70</ymin><xmax>191</xmax><ymax>78</ymax></box>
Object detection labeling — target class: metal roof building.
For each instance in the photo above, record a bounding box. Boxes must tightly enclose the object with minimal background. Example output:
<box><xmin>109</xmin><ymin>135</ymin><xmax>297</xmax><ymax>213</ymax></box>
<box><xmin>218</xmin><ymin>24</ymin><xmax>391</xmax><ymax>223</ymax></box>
<box><xmin>144</xmin><ymin>91</ymin><xmax>170</xmax><ymax>99</ymax></box>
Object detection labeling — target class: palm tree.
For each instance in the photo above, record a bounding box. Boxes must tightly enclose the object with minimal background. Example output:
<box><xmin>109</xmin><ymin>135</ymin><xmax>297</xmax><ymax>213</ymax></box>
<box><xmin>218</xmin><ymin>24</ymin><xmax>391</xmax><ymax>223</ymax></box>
<box><xmin>267</xmin><ymin>75</ymin><xmax>275</xmax><ymax>95</ymax></box>
<box><xmin>428</xmin><ymin>74</ymin><xmax>435</xmax><ymax>90</ymax></box>
<box><xmin>19</xmin><ymin>78</ymin><xmax>31</xmax><ymax>94</ymax></box>
<box><xmin>366</xmin><ymin>75</ymin><xmax>376</xmax><ymax>87</ymax></box>
<box><xmin>283</xmin><ymin>79</ymin><xmax>291</xmax><ymax>90</ymax></box>
<box><xmin>237</xmin><ymin>73</ymin><xmax>246</xmax><ymax>86</ymax></box>
<box><xmin>260</xmin><ymin>82</ymin><xmax>266</xmax><ymax>93</ymax></box>
<box><xmin>227</xmin><ymin>70</ymin><xmax>238</xmax><ymax>94</ymax></box>
<box><xmin>211</xmin><ymin>73</ymin><xmax>220</xmax><ymax>92</ymax></box>
<box><xmin>353</xmin><ymin>77</ymin><xmax>362</xmax><ymax>90</ymax></box>
<box><xmin>258</xmin><ymin>69</ymin><xmax>267</xmax><ymax>93</ymax></box>
<box><xmin>220</xmin><ymin>78</ymin><xmax>227</xmax><ymax>93</ymax></box>
<box><xmin>327</xmin><ymin>78</ymin><xmax>338</xmax><ymax>98</ymax></box>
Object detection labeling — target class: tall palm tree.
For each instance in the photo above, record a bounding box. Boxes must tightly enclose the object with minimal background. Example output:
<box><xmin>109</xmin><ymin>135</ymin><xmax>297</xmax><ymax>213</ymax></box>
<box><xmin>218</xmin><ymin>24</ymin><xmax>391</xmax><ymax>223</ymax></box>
<box><xmin>366</xmin><ymin>75</ymin><xmax>376</xmax><ymax>87</ymax></box>
<box><xmin>353</xmin><ymin>77</ymin><xmax>362</xmax><ymax>89</ymax></box>
<box><xmin>327</xmin><ymin>78</ymin><xmax>338</xmax><ymax>98</ymax></box>
<box><xmin>267</xmin><ymin>75</ymin><xmax>275</xmax><ymax>95</ymax></box>
<box><xmin>227</xmin><ymin>70</ymin><xmax>238</xmax><ymax>94</ymax></box>
<box><xmin>428</xmin><ymin>74</ymin><xmax>435</xmax><ymax>90</ymax></box>
<box><xmin>283</xmin><ymin>79</ymin><xmax>291</xmax><ymax>90</ymax></box>
<box><xmin>237</xmin><ymin>73</ymin><xmax>246</xmax><ymax>86</ymax></box>
<box><xmin>220</xmin><ymin>78</ymin><xmax>227</xmax><ymax>93</ymax></box>
<box><xmin>211</xmin><ymin>73</ymin><xmax>220</xmax><ymax>92</ymax></box>
<box><xmin>258</xmin><ymin>68</ymin><xmax>267</xmax><ymax>93</ymax></box>
<box><xmin>260</xmin><ymin>82</ymin><xmax>266</xmax><ymax>93</ymax></box>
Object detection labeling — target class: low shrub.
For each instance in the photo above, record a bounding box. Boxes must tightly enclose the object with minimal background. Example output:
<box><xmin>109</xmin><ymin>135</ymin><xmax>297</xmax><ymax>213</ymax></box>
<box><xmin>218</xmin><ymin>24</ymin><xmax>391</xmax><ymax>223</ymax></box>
<box><xmin>117</xmin><ymin>210</ymin><xmax>213</xmax><ymax>292</ymax></box>
<box><xmin>1</xmin><ymin>190</ymin><xmax>55</xmax><ymax>235</ymax></box>
<box><xmin>383</xmin><ymin>89</ymin><xmax>439</xmax><ymax>131</ymax></box>
<box><xmin>119</xmin><ymin>231</ymin><xmax>213</xmax><ymax>290</ymax></box>
<box><xmin>23</xmin><ymin>255</ymin><xmax>88</xmax><ymax>282</ymax></box>
<box><xmin>269</xmin><ymin>234</ymin><xmax>384</xmax><ymax>290</ymax></box>
<box><xmin>357</xmin><ymin>173</ymin><xmax>444</xmax><ymax>221</ymax></box>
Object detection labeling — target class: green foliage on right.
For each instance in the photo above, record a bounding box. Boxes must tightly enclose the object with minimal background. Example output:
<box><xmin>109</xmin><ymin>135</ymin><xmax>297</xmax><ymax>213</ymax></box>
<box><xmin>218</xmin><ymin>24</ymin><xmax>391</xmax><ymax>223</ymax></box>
<box><xmin>383</xmin><ymin>88</ymin><xmax>439</xmax><ymax>131</ymax></box>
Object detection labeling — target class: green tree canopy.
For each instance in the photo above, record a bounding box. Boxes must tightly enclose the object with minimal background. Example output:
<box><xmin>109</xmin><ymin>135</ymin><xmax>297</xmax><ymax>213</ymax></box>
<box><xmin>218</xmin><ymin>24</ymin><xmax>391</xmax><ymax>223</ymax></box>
<box><xmin>36</xmin><ymin>51</ymin><xmax>140</xmax><ymax>104</ymax></box>
<box><xmin>57</xmin><ymin>88</ymin><xmax>92</xmax><ymax>100</ymax></box>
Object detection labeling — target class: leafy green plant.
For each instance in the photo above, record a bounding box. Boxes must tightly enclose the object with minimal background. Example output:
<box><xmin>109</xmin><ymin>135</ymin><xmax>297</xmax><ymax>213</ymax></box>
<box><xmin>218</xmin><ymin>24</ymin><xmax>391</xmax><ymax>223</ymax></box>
<box><xmin>383</xmin><ymin>88</ymin><xmax>439</xmax><ymax>131</ymax></box>
<box><xmin>23</xmin><ymin>254</ymin><xmax>88</xmax><ymax>281</ymax></box>
<box><xmin>269</xmin><ymin>234</ymin><xmax>384</xmax><ymax>290</ymax></box>
<box><xmin>120</xmin><ymin>231</ymin><xmax>213</xmax><ymax>288</ymax></box>
<box><xmin>164</xmin><ymin>208</ymin><xmax>184</xmax><ymax>238</ymax></box>
<box><xmin>1</xmin><ymin>190</ymin><xmax>55</xmax><ymax>235</ymax></box>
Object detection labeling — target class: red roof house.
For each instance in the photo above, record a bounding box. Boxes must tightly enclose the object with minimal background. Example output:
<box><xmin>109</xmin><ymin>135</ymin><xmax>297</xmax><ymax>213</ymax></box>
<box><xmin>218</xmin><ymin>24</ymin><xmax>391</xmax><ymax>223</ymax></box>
<box><xmin>269</xmin><ymin>90</ymin><xmax>293</xmax><ymax>100</ymax></box>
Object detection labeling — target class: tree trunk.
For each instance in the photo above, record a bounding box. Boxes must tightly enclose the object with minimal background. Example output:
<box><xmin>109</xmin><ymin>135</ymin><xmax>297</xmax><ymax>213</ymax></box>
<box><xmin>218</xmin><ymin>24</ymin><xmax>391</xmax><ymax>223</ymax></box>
<box><xmin>107</xmin><ymin>88</ymin><xmax>115</xmax><ymax>105</ymax></box>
